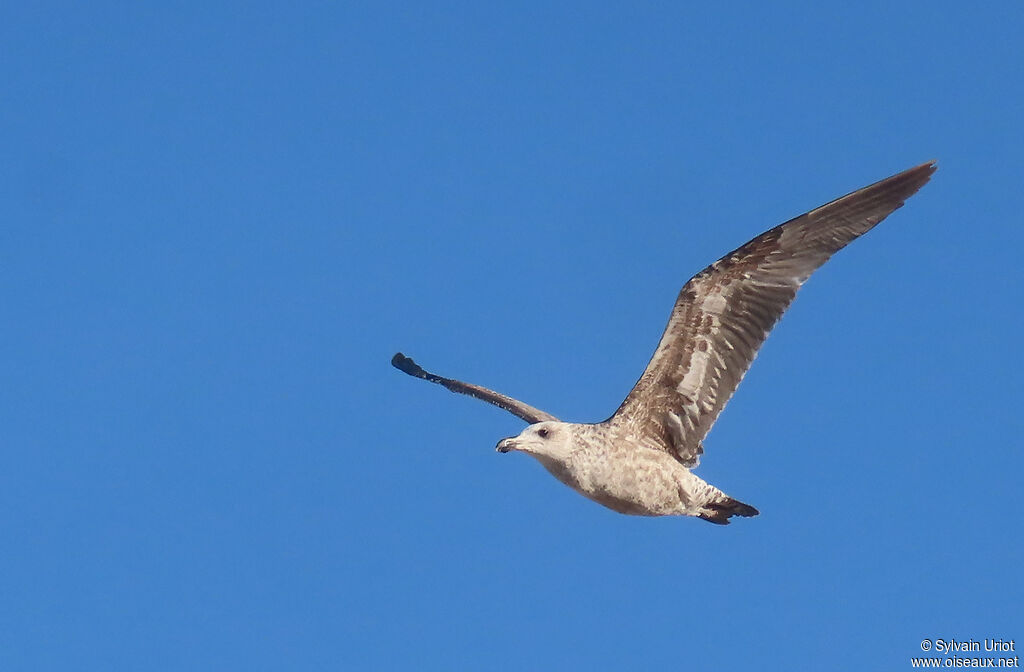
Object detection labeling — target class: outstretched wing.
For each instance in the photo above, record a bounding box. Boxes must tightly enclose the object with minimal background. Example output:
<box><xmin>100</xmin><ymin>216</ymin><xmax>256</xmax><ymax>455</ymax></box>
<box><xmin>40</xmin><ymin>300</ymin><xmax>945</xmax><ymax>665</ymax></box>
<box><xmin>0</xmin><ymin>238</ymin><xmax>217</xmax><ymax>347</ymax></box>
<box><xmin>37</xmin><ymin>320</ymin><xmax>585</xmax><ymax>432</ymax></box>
<box><xmin>392</xmin><ymin>353</ymin><xmax>559</xmax><ymax>424</ymax></box>
<box><xmin>609</xmin><ymin>161</ymin><xmax>936</xmax><ymax>467</ymax></box>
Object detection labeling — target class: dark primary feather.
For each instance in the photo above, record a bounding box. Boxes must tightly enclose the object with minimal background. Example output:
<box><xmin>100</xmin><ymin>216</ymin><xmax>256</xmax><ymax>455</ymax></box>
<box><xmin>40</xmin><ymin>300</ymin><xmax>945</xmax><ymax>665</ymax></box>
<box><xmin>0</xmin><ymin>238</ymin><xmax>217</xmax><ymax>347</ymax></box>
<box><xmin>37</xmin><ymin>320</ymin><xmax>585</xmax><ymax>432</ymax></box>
<box><xmin>391</xmin><ymin>353</ymin><xmax>559</xmax><ymax>424</ymax></box>
<box><xmin>610</xmin><ymin>161</ymin><xmax>936</xmax><ymax>467</ymax></box>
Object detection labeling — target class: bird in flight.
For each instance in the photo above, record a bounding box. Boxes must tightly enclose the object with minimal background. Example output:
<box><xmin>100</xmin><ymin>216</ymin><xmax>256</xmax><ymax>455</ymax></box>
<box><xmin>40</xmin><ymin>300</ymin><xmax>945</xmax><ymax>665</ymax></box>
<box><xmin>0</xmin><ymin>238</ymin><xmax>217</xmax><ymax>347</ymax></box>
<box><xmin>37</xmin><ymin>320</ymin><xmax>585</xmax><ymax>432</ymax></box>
<box><xmin>392</xmin><ymin>161</ymin><xmax>936</xmax><ymax>524</ymax></box>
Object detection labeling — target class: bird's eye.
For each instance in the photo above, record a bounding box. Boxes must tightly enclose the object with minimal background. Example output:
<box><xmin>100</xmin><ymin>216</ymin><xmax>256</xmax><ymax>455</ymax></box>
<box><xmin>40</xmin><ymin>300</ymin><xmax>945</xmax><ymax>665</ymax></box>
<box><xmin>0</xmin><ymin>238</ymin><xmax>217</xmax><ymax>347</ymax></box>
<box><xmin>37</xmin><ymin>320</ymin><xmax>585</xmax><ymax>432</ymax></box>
<box><xmin>538</xmin><ymin>428</ymin><xmax>550</xmax><ymax>438</ymax></box>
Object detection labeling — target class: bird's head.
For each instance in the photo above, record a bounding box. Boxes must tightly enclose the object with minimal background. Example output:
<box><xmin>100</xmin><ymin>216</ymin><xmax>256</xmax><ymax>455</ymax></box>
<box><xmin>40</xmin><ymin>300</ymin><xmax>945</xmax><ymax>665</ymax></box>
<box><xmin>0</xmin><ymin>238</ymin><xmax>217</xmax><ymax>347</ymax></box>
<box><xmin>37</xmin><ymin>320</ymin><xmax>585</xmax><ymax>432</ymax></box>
<box><xmin>495</xmin><ymin>421</ymin><xmax>574</xmax><ymax>463</ymax></box>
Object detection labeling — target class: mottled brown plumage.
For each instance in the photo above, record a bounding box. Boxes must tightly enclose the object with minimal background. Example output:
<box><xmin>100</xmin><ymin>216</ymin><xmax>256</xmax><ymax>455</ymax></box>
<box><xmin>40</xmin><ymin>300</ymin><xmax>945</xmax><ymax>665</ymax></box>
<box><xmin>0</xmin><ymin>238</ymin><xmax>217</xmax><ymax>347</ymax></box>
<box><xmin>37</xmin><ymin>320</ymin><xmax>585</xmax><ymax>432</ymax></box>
<box><xmin>610</xmin><ymin>161</ymin><xmax>937</xmax><ymax>468</ymax></box>
<box><xmin>393</xmin><ymin>162</ymin><xmax>936</xmax><ymax>523</ymax></box>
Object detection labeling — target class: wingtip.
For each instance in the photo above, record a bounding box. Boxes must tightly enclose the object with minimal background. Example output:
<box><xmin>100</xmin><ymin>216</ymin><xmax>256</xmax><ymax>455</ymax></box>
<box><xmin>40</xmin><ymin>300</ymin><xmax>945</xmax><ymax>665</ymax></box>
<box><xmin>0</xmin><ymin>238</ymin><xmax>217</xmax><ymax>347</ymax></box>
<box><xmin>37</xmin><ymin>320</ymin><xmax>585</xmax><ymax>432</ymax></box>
<box><xmin>393</xmin><ymin>352</ymin><xmax>434</xmax><ymax>382</ymax></box>
<box><xmin>391</xmin><ymin>352</ymin><xmax>419</xmax><ymax>375</ymax></box>
<box><xmin>908</xmin><ymin>159</ymin><xmax>938</xmax><ymax>182</ymax></box>
<box><xmin>899</xmin><ymin>159</ymin><xmax>937</xmax><ymax>179</ymax></box>
<box><xmin>900</xmin><ymin>159</ymin><xmax>939</xmax><ymax>197</ymax></box>
<box><xmin>873</xmin><ymin>159</ymin><xmax>937</xmax><ymax>206</ymax></box>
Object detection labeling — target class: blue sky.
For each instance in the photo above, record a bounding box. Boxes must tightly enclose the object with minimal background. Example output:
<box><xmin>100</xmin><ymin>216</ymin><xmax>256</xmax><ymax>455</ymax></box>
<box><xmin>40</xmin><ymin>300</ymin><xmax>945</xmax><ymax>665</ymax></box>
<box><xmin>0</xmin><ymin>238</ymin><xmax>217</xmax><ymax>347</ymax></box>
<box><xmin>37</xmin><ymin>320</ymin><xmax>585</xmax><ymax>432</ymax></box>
<box><xmin>2</xmin><ymin>2</ymin><xmax>1021</xmax><ymax>670</ymax></box>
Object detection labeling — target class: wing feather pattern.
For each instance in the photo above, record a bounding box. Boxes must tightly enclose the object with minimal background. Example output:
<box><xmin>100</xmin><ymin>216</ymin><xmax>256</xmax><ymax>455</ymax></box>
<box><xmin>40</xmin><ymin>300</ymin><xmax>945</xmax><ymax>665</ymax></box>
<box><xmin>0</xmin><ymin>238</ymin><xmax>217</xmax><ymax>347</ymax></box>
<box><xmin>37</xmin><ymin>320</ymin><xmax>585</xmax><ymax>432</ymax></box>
<box><xmin>609</xmin><ymin>161</ymin><xmax>936</xmax><ymax>467</ymax></box>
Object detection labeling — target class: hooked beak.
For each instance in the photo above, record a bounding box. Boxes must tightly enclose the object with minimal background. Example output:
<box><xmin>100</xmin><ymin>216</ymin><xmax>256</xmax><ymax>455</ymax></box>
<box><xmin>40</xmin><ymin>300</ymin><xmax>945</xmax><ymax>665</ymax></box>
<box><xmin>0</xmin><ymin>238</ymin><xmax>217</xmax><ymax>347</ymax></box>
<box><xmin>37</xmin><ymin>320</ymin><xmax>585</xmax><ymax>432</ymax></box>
<box><xmin>496</xmin><ymin>437</ymin><xmax>517</xmax><ymax>453</ymax></box>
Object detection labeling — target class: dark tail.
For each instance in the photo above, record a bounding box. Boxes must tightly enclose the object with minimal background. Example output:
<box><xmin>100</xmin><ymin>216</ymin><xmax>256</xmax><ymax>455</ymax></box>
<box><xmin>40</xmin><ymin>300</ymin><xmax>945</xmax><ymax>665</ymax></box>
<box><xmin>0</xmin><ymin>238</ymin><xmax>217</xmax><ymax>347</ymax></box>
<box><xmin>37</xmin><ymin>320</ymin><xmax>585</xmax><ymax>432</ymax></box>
<box><xmin>698</xmin><ymin>496</ymin><xmax>759</xmax><ymax>525</ymax></box>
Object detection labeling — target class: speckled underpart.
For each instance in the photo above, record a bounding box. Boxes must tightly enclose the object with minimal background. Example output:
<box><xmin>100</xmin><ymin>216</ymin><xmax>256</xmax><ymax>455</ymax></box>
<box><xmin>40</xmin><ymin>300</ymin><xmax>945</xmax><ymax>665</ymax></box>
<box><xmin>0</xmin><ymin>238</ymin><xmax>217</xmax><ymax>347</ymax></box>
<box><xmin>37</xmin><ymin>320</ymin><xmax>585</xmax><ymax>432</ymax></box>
<box><xmin>500</xmin><ymin>421</ymin><xmax>756</xmax><ymax>524</ymax></box>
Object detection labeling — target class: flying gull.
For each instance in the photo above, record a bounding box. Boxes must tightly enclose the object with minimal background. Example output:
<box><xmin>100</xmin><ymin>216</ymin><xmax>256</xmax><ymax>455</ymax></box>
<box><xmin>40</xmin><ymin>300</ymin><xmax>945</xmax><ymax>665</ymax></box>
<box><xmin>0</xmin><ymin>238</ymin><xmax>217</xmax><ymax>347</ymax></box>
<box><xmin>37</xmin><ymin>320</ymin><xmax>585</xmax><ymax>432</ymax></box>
<box><xmin>392</xmin><ymin>161</ymin><xmax>936</xmax><ymax>524</ymax></box>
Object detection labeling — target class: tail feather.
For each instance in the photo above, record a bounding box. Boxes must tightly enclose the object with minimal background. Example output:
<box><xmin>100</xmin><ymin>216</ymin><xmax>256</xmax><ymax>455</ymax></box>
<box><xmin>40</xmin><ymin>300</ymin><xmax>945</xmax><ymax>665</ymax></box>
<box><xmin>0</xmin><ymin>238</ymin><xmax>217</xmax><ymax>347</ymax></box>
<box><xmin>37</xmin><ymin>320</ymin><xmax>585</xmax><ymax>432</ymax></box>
<box><xmin>698</xmin><ymin>496</ymin><xmax>759</xmax><ymax>525</ymax></box>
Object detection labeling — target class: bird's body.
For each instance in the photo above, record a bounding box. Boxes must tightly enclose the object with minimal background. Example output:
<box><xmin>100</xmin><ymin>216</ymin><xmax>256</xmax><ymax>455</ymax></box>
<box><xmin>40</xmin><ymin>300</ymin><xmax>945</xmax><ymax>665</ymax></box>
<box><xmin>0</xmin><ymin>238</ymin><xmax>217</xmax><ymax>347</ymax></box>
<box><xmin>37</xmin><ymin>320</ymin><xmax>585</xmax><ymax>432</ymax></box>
<box><xmin>393</xmin><ymin>162</ymin><xmax>936</xmax><ymax>524</ymax></box>
<box><xmin>497</xmin><ymin>421</ymin><xmax>755</xmax><ymax>523</ymax></box>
